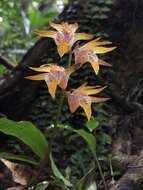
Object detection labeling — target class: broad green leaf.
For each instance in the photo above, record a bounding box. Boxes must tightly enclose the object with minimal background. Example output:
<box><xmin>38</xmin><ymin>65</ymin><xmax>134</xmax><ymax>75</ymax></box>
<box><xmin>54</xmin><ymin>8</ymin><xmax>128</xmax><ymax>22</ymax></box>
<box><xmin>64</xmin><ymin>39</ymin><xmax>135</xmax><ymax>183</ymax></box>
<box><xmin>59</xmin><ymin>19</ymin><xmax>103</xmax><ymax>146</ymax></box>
<box><xmin>0</xmin><ymin>118</ymin><xmax>48</xmax><ymax>159</ymax></box>
<box><xmin>0</xmin><ymin>152</ymin><xmax>37</xmax><ymax>165</ymax></box>
<box><xmin>74</xmin><ymin>129</ymin><xmax>96</xmax><ymax>155</ymax></box>
<box><xmin>49</xmin><ymin>153</ymin><xmax>73</xmax><ymax>187</ymax></box>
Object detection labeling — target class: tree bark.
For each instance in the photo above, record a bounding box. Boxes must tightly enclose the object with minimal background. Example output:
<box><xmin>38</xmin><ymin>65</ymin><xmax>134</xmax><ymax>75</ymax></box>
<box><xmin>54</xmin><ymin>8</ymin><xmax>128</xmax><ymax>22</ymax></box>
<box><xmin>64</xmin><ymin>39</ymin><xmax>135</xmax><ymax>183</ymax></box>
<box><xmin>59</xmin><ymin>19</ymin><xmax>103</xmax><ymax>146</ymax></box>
<box><xmin>103</xmin><ymin>0</ymin><xmax>143</xmax><ymax>189</ymax></box>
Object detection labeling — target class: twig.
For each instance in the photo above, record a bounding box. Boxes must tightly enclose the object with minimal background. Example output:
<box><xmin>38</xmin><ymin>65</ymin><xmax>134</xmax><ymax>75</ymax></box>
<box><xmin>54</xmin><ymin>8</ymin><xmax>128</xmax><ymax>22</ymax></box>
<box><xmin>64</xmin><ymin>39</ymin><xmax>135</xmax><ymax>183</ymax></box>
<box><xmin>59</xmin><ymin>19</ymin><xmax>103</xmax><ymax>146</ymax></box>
<box><xmin>0</xmin><ymin>55</ymin><xmax>15</xmax><ymax>70</ymax></box>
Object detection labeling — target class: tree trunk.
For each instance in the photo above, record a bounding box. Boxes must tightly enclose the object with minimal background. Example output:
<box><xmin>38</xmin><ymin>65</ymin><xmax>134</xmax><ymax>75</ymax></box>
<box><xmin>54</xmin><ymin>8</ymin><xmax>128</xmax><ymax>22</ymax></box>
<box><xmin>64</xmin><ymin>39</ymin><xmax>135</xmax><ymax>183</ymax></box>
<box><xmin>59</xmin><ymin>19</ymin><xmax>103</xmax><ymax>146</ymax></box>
<box><xmin>104</xmin><ymin>0</ymin><xmax>143</xmax><ymax>189</ymax></box>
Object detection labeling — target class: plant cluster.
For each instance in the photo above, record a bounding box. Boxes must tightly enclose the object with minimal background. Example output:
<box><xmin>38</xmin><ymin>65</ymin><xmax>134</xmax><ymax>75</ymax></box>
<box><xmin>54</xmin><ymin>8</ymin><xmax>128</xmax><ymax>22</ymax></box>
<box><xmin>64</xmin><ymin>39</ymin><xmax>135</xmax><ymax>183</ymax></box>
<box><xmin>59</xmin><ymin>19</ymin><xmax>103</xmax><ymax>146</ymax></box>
<box><xmin>0</xmin><ymin>21</ymin><xmax>115</xmax><ymax>190</ymax></box>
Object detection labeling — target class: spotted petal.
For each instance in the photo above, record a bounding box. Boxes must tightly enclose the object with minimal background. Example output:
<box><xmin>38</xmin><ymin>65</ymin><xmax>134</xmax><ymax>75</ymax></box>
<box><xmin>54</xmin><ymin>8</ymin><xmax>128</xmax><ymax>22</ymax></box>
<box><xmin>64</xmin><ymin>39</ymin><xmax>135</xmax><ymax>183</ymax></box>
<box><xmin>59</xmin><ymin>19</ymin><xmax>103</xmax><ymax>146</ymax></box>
<box><xmin>98</xmin><ymin>59</ymin><xmax>112</xmax><ymax>67</ymax></box>
<box><xmin>33</xmin><ymin>30</ymin><xmax>56</xmax><ymax>38</ymax></box>
<box><xmin>46</xmin><ymin>80</ymin><xmax>58</xmax><ymax>98</ymax></box>
<box><xmin>29</xmin><ymin>66</ymin><xmax>51</xmax><ymax>72</ymax></box>
<box><xmin>91</xmin><ymin>97</ymin><xmax>110</xmax><ymax>103</ymax></box>
<box><xmin>67</xmin><ymin>94</ymin><xmax>79</xmax><ymax>113</ymax></box>
<box><xmin>25</xmin><ymin>74</ymin><xmax>45</xmax><ymax>80</ymax></box>
<box><xmin>69</xmin><ymin>23</ymin><xmax>79</xmax><ymax>32</ymax></box>
<box><xmin>75</xmin><ymin>33</ymin><xmax>93</xmax><ymax>41</ymax></box>
<box><xmin>85</xmin><ymin>86</ymin><xmax>106</xmax><ymax>95</ymax></box>
<box><xmin>93</xmin><ymin>46</ymin><xmax>116</xmax><ymax>54</ymax></box>
<box><xmin>90</xmin><ymin>61</ymin><xmax>100</xmax><ymax>75</ymax></box>
<box><xmin>80</xmin><ymin>85</ymin><xmax>101</xmax><ymax>91</ymax></box>
<box><xmin>59</xmin><ymin>75</ymin><xmax>69</xmax><ymax>90</ymax></box>
<box><xmin>82</xmin><ymin>38</ymin><xmax>112</xmax><ymax>49</ymax></box>
<box><xmin>80</xmin><ymin>102</ymin><xmax>92</xmax><ymax>121</ymax></box>
<box><xmin>56</xmin><ymin>41</ymin><xmax>70</xmax><ymax>57</ymax></box>
<box><xmin>74</xmin><ymin>83</ymin><xmax>88</xmax><ymax>92</ymax></box>
<box><xmin>50</xmin><ymin>22</ymin><xmax>79</xmax><ymax>33</ymax></box>
<box><xmin>49</xmin><ymin>22</ymin><xmax>63</xmax><ymax>30</ymax></box>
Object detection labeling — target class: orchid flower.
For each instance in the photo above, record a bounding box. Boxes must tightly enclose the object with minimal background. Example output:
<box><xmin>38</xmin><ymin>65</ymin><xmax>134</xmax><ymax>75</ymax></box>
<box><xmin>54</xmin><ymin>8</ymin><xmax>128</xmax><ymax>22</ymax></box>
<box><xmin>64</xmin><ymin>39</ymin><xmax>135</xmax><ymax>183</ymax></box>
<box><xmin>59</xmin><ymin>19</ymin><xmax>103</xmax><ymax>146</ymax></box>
<box><xmin>66</xmin><ymin>83</ymin><xmax>109</xmax><ymax>120</ymax></box>
<box><xmin>25</xmin><ymin>64</ymin><xmax>73</xmax><ymax>98</ymax></box>
<box><xmin>74</xmin><ymin>38</ymin><xmax>116</xmax><ymax>75</ymax></box>
<box><xmin>33</xmin><ymin>22</ymin><xmax>93</xmax><ymax>57</ymax></box>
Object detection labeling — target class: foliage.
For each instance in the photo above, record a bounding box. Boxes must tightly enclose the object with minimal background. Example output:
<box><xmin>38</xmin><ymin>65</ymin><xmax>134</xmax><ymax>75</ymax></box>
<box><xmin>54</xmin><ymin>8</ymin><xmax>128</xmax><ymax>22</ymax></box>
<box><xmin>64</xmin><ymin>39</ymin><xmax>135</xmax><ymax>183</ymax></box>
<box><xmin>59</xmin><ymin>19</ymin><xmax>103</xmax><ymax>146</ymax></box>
<box><xmin>0</xmin><ymin>0</ymin><xmax>57</xmax><ymax>64</ymax></box>
<box><xmin>0</xmin><ymin>118</ymin><xmax>71</xmax><ymax>188</ymax></box>
<box><xmin>0</xmin><ymin>116</ymin><xmax>113</xmax><ymax>189</ymax></box>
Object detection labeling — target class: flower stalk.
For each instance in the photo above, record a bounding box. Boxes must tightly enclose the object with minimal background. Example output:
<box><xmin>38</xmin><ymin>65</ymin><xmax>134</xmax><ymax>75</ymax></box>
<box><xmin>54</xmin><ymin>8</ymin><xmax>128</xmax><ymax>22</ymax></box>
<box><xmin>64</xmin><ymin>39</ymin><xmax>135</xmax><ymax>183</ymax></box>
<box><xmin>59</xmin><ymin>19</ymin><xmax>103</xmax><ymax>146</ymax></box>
<box><xmin>94</xmin><ymin>153</ymin><xmax>108</xmax><ymax>190</ymax></box>
<box><xmin>54</xmin><ymin>50</ymin><xmax>73</xmax><ymax>128</ymax></box>
<box><xmin>54</xmin><ymin>93</ymin><xmax>64</xmax><ymax>128</ymax></box>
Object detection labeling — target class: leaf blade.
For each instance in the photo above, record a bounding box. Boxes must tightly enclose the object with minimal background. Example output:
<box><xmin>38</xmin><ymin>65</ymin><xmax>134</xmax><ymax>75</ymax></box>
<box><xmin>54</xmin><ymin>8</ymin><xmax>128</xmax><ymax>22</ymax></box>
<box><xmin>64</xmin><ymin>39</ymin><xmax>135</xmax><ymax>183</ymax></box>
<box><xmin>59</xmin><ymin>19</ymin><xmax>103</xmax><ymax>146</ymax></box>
<box><xmin>0</xmin><ymin>152</ymin><xmax>37</xmax><ymax>165</ymax></box>
<box><xmin>76</xmin><ymin>168</ymin><xmax>97</xmax><ymax>190</ymax></box>
<box><xmin>49</xmin><ymin>153</ymin><xmax>73</xmax><ymax>187</ymax></box>
<box><xmin>0</xmin><ymin>118</ymin><xmax>49</xmax><ymax>159</ymax></box>
<box><xmin>74</xmin><ymin>129</ymin><xmax>96</xmax><ymax>155</ymax></box>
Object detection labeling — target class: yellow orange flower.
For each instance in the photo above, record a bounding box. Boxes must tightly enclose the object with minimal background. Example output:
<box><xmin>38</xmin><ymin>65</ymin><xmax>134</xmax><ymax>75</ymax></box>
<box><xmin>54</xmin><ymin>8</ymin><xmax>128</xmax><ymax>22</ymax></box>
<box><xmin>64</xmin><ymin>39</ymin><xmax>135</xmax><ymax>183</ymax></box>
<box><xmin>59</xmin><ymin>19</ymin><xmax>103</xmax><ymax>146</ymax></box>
<box><xmin>25</xmin><ymin>64</ymin><xmax>73</xmax><ymax>98</ymax></box>
<box><xmin>74</xmin><ymin>38</ymin><xmax>116</xmax><ymax>74</ymax></box>
<box><xmin>33</xmin><ymin>22</ymin><xmax>93</xmax><ymax>57</ymax></box>
<box><xmin>66</xmin><ymin>83</ymin><xmax>109</xmax><ymax>120</ymax></box>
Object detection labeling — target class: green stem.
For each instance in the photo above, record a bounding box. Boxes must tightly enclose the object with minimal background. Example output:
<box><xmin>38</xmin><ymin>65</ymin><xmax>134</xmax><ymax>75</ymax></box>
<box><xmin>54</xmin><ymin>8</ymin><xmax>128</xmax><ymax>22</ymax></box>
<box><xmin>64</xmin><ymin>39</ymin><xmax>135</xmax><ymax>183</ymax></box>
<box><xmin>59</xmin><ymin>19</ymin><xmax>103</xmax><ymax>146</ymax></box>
<box><xmin>94</xmin><ymin>153</ymin><xmax>107</xmax><ymax>190</ymax></box>
<box><xmin>108</xmin><ymin>155</ymin><xmax>115</xmax><ymax>184</ymax></box>
<box><xmin>54</xmin><ymin>93</ymin><xmax>64</xmax><ymax>128</ymax></box>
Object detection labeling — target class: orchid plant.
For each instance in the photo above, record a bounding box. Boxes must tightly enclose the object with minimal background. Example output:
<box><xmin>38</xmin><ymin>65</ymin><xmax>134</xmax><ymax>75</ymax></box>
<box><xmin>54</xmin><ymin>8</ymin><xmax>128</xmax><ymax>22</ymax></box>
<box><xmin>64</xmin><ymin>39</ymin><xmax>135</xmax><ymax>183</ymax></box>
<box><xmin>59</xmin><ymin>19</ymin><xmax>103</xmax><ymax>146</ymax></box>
<box><xmin>0</xmin><ymin>22</ymin><xmax>115</xmax><ymax>190</ymax></box>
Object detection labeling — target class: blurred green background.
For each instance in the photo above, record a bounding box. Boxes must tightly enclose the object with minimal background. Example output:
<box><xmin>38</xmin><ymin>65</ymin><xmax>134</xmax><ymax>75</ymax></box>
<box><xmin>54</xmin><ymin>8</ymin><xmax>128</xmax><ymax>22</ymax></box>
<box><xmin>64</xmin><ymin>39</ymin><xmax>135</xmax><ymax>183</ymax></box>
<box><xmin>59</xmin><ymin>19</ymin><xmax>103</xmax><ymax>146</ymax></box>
<box><xmin>0</xmin><ymin>0</ymin><xmax>67</xmax><ymax>65</ymax></box>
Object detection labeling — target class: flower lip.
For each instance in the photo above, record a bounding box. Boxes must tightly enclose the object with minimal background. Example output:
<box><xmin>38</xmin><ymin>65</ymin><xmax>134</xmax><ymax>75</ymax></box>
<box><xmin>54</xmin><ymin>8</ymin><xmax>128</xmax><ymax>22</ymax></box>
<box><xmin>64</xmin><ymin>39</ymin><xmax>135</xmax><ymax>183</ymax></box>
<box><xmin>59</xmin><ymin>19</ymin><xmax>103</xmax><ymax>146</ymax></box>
<box><xmin>56</xmin><ymin>31</ymin><xmax>74</xmax><ymax>42</ymax></box>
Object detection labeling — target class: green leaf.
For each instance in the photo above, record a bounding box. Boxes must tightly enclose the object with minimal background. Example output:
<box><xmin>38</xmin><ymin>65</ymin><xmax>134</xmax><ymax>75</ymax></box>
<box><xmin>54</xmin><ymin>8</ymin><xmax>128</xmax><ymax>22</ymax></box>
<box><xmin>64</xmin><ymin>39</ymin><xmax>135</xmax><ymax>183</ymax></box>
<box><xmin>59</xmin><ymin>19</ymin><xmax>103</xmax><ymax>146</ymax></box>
<box><xmin>0</xmin><ymin>152</ymin><xmax>37</xmax><ymax>165</ymax></box>
<box><xmin>86</xmin><ymin>118</ymin><xmax>99</xmax><ymax>132</ymax></box>
<box><xmin>74</xmin><ymin>129</ymin><xmax>96</xmax><ymax>155</ymax></box>
<box><xmin>49</xmin><ymin>153</ymin><xmax>72</xmax><ymax>187</ymax></box>
<box><xmin>0</xmin><ymin>65</ymin><xmax>5</xmax><ymax>76</ymax></box>
<box><xmin>87</xmin><ymin>182</ymin><xmax>97</xmax><ymax>190</ymax></box>
<box><xmin>35</xmin><ymin>184</ymin><xmax>46</xmax><ymax>190</ymax></box>
<box><xmin>0</xmin><ymin>118</ymin><xmax>48</xmax><ymax>159</ymax></box>
<box><xmin>58</xmin><ymin>125</ymin><xmax>96</xmax><ymax>156</ymax></box>
<box><xmin>76</xmin><ymin>169</ymin><xmax>97</xmax><ymax>190</ymax></box>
